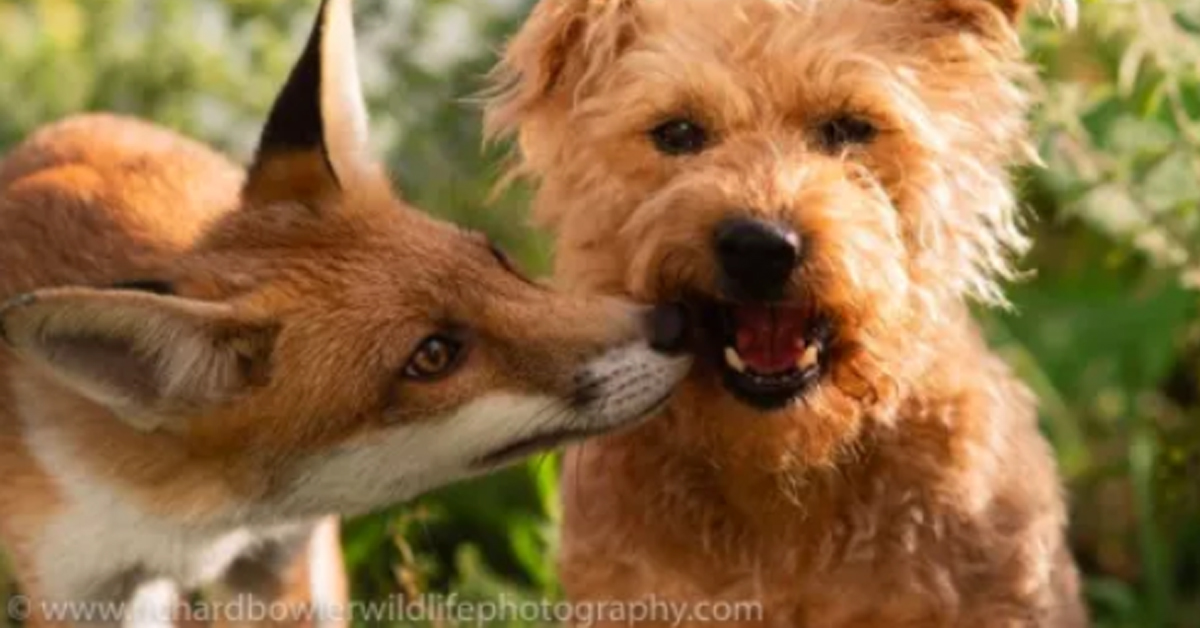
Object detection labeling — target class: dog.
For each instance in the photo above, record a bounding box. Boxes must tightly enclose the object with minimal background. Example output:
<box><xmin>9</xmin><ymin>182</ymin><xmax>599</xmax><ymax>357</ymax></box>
<box><xmin>0</xmin><ymin>0</ymin><xmax>690</xmax><ymax>624</ymax></box>
<box><xmin>487</xmin><ymin>0</ymin><xmax>1088</xmax><ymax>625</ymax></box>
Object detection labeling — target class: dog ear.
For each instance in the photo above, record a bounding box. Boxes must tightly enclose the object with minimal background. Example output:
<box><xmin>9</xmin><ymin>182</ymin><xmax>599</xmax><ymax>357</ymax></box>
<box><xmin>245</xmin><ymin>0</ymin><xmax>370</xmax><ymax>207</ymax></box>
<box><xmin>961</xmin><ymin>0</ymin><xmax>1029</xmax><ymax>23</ymax></box>
<box><xmin>924</xmin><ymin>0</ymin><xmax>1075</xmax><ymax>30</ymax></box>
<box><xmin>486</xmin><ymin>0</ymin><xmax>636</xmax><ymax>138</ymax></box>
<box><xmin>0</xmin><ymin>288</ymin><xmax>277</xmax><ymax>432</ymax></box>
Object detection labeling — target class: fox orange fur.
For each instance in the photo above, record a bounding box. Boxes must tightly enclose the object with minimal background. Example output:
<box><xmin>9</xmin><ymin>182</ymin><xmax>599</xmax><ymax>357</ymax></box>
<box><xmin>0</xmin><ymin>1</ymin><xmax>689</xmax><ymax>625</ymax></box>
<box><xmin>488</xmin><ymin>0</ymin><xmax>1088</xmax><ymax>625</ymax></box>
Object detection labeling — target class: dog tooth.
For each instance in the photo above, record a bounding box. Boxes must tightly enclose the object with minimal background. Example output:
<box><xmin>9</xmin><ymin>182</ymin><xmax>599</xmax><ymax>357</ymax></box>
<box><xmin>724</xmin><ymin>347</ymin><xmax>746</xmax><ymax>373</ymax></box>
<box><xmin>797</xmin><ymin>345</ymin><xmax>819</xmax><ymax>370</ymax></box>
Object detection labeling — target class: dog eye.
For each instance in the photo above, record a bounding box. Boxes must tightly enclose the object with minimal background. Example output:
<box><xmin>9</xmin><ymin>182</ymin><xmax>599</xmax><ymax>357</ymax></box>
<box><xmin>403</xmin><ymin>335</ymin><xmax>465</xmax><ymax>381</ymax></box>
<box><xmin>650</xmin><ymin>118</ymin><xmax>709</xmax><ymax>156</ymax></box>
<box><xmin>815</xmin><ymin>114</ymin><xmax>878</xmax><ymax>151</ymax></box>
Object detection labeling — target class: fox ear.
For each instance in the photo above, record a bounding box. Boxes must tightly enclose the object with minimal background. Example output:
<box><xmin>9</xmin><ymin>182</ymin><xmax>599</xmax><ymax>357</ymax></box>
<box><xmin>246</xmin><ymin>0</ymin><xmax>369</xmax><ymax>205</ymax></box>
<box><xmin>485</xmin><ymin>0</ymin><xmax>635</xmax><ymax>139</ymax></box>
<box><xmin>0</xmin><ymin>288</ymin><xmax>277</xmax><ymax>431</ymax></box>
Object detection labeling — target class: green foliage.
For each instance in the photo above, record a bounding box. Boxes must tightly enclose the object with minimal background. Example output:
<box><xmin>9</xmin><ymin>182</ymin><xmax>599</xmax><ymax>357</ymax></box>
<box><xmin>1008</xmin><ymin>5</ymin><xmax>1200</xmax><ymax>625</ymax></box>
<box><xmin>1030</xmin><ymin>1</ymin><xmax>1200</xmax><ymax>286</ymax></box>
<box><xmin>0</xmin><ymin>0</ymin><xmax>1196</xmax><ymax>626</ymax></box>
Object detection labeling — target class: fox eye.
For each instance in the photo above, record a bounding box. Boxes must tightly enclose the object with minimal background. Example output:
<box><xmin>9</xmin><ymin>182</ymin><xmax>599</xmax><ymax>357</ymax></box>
<box><xmin>403</xmin><ymin>335</ymin><xmax>464</xmax><ymax>381</ymax></box>
<box><xmin>815</xmin><ymin>114</ymin><xmax>878</xmax><ymax>151</ymax></box>
<box><xmin>650</xmin><ymin>118</ymin><xmax>709</xmax><ymax>156</ymax></box>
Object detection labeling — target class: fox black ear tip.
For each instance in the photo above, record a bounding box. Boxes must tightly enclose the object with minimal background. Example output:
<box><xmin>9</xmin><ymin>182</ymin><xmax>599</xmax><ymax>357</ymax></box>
<box><xmin>254</xmin><ymin>0</ymin><xmax>331</xmax><ymax>158</ymax></box>
<box><xmin>253</xmin><ymin>0</ymin><xmax>359</xmax><ymax>162</ymax></box>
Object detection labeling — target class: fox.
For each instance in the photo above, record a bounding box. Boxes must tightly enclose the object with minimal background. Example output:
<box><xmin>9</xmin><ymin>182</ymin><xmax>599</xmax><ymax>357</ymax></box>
<box><xmin>0</xmin><ymin>0</ymin><xmax>691</xmax><ymax>624</ymax></box>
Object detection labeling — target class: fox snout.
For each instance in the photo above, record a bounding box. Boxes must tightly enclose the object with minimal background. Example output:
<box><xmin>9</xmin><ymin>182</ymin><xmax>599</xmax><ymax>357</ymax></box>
<box><xmin>569</xmin><ymin>304</ymin><xmax>691</xmax><ymax>416</ymax></box>
<box><xmin>477</xmin><ymin>303</ymin><xmax>692</xmax><ymax>470</ymax></box>
<box><xmin>644</xmin><ymin>302</ymin><xmax>690</xmax><ymax>355</ymax></box>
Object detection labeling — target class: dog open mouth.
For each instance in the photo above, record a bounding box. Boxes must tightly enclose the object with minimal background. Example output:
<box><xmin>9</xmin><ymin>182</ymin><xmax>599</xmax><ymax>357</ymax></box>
<box><xmin>693</xmin><ymin>300</ymin><xmax>834</xmax><ymax>410</ymax></box>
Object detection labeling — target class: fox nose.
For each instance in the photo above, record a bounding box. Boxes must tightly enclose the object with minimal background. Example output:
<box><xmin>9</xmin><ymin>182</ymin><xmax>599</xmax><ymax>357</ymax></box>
<box><xmin>644</xmin><ymin>303</ymin><xmax>690</xmax><ymax>355</ymax></box>
<box><xmin>714</xmin><ymin>217</ymin><xmax>801</xmax><ymax>301</ymax></box>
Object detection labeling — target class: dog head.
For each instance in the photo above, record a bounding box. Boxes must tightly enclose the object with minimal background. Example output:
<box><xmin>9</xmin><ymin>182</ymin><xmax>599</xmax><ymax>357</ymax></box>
<box><xmin>489</xmin><ymin>0</ymin><xmax>1058</xmax><ymax>465</ymax></box>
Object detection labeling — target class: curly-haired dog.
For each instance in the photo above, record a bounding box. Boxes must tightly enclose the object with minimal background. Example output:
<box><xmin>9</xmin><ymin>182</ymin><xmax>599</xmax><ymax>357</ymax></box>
<box><xmin>487</xmin><ymin>0</ymin><xmax>1088</xmax><ymax>625</ymax></box>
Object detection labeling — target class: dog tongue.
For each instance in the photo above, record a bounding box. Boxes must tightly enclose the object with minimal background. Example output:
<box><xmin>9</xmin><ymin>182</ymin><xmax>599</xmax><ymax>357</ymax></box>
<box><xmin>733</xmin><ymin>304</ymin><xmax>806</xmax><ymax>374</ymax></box>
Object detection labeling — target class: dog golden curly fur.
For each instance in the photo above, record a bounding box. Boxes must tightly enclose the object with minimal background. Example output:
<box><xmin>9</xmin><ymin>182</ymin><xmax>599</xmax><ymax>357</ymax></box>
<box><xmin>486</xmin><ymin>0</ymin><xmax>1088</xmax><ymax>625</ymax></box>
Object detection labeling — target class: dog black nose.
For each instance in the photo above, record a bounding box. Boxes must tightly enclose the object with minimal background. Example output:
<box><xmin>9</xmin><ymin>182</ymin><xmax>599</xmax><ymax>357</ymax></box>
<box><xmin>714</xmin><ymin>217</ymin><xmax>800</xmax><ymax>301</ymax></box>
<box><xmin>645</xmin><ymin>303</ymin><xmax>690</xmax><ymax>355</ymax></box>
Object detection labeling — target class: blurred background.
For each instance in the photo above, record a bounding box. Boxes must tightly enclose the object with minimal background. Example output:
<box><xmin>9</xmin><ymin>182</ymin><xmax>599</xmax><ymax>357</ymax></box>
<box><xmin>0</xmin><ymin>0</ymin><xmax>1197</xmax><ymax>626</ymax></box>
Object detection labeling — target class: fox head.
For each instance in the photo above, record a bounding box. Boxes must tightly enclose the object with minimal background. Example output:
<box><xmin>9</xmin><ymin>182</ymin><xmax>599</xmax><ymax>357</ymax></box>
<box><xmin>0</xmin><ymin>0</ymin><xmax>690</xmax><ymax>520</ymax></box>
